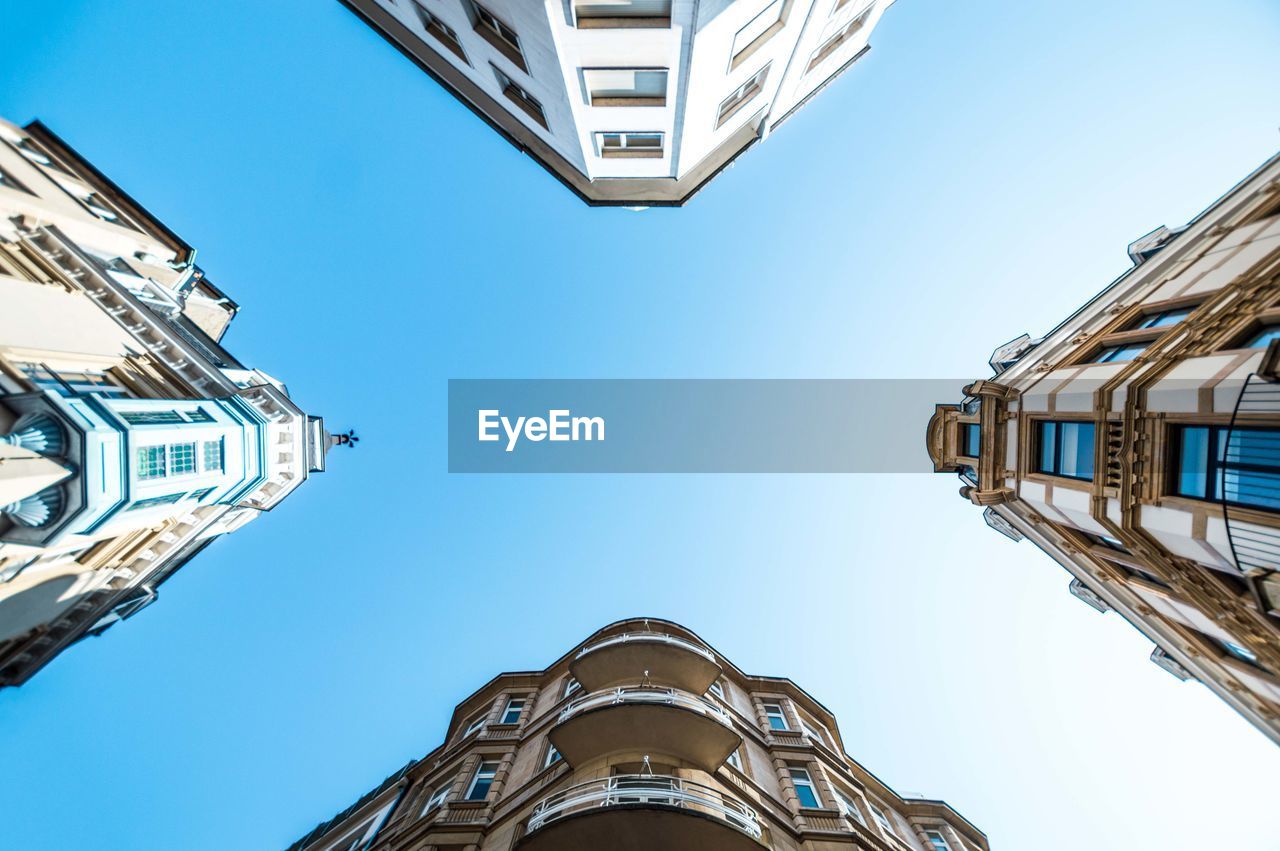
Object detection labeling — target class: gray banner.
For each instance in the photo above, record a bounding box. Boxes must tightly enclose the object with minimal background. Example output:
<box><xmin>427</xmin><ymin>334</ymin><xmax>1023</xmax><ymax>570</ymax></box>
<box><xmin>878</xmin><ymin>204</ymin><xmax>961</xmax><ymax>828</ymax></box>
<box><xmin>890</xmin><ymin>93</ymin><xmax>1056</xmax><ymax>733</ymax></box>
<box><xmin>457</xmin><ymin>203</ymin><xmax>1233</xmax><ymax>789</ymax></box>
<box><xmin>448</xmin><ymin>379</ymin><xmax>965</xmax><ymax>473</ymax></box>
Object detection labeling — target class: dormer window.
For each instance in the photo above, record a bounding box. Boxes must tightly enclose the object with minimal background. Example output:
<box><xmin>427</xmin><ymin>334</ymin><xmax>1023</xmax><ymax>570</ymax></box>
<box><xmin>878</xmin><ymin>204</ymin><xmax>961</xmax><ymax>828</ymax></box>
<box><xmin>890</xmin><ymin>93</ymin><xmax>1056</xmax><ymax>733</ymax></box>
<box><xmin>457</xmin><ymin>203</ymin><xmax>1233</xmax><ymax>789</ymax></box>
<box><xmin>14</xmin><ymin>137</ymin><xmax>69</xmax><ymax>173</ymax></box>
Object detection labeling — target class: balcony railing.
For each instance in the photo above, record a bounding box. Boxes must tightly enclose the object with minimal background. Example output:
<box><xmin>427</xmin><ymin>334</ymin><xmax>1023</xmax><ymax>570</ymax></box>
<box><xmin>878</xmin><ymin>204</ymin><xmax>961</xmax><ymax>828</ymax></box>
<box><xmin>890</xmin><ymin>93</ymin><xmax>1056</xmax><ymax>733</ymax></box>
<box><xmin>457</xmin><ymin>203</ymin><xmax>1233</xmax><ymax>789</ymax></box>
<box><xmin>576</xmin><ymin>631</ymin><xmax>715</xmax><ymax>663</ymax></box>
<box><xmin>525</xmin><ymin>774</ymin><xmax>761</xmax><ymax>839</ymax></box>
<box><xmin>1223</xmin><ymin>370</ymin><xmax>1280</xmax><ymax>572</ymax></box>
<box><xmin>559</xmin><ymin>686</ymin><xmax>732</xmax><ymax>727</ymax></box>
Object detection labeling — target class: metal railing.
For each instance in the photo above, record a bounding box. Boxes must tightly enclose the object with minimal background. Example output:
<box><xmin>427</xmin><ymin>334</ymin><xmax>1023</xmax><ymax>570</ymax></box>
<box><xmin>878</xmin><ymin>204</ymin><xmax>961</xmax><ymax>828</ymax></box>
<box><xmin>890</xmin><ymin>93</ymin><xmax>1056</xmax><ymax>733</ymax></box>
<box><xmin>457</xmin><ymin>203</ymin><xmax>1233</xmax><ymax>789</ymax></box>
<box><xmin>559</xmin><ymin>686</ymin><xmax>733</xmax><ymax>727</ymax></box>
<box><xmin>525</xmin><ymin>774</ymin><xmax>761</xmax><ymax>839</ymax></box>
<box><xmin>576</xmin><ymin>631</ymin><xmax>715</xmax><ymax>662</ymax></box>
<box><xmin>1223</xmin><ymin>370</ymin><xmax>1280</xmax><ymax>572</ymax></box>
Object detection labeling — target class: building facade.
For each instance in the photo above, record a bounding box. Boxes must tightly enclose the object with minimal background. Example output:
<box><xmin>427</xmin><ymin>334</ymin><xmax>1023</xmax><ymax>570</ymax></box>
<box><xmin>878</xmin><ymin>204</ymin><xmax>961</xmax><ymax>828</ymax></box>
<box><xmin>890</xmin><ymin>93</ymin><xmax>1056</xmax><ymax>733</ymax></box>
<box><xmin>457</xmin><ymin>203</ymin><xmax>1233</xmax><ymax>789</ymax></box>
<box><xmin>286</xmin><ymin>618</ymin><xmax>987</xmax><ymax>851</ymax></box>
<box><xmin>340</xmin><ymin>0</ymin><xmax>892</xmax><ymax>206</ymax></box>
<box><xmin>926</xmin><ymin>152</ymin><xmax>1280</xmax><ymax>744</ymax></box>
<box><xmin>0</xmin><ymin>116</ymin><xmax>332</xmax><ymax>686</ymax></box>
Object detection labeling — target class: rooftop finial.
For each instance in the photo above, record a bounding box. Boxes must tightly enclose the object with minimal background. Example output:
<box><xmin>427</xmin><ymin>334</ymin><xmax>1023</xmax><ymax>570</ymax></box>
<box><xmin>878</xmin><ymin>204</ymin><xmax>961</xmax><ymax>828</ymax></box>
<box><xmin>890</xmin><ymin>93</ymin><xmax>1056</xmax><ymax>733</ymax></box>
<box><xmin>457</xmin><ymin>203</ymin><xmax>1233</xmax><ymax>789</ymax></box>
<box><xmin>331</xmin><ymin>429</ymin><xmax>360</xmax><ymax>449</ymax></box>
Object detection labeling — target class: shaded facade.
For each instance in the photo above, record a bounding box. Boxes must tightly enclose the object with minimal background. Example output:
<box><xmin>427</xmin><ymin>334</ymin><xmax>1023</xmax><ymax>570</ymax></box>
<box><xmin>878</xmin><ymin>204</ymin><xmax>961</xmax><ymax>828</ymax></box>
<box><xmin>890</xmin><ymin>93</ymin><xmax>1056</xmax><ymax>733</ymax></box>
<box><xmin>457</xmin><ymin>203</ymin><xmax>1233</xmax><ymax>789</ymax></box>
<box><xmin>0</xmin><ymin>116</ymin><xmax>331</xmax><ymax>686</ymax></box>
<box><xmin>286</xmin><ymin>618</ymin><xmax>987</xmax><ymax>851</ymax></box>
<box><xmin>927</xmin><ymin>152</ymin><xmax>1280</xmax><ymax>744</ymax></box>
<box><xmin>339</xmin><ymin>0</ymin><xmax>893</xmax><ymax>206</ymax></box>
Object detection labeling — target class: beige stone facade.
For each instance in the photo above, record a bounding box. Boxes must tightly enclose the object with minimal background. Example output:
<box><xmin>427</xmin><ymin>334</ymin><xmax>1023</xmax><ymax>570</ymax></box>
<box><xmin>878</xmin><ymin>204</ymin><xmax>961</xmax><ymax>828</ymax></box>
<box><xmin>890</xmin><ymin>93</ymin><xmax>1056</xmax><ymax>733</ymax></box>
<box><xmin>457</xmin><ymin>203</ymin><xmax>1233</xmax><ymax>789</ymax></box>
<box><xmin>927</xmin><ymin>152</ymin><xmax>1280</xmax><ymax>744</ymax></box>
<box><xmin>286</xmin><ymin>618</ymin><xmax>987</xmax><ymax>851</ymax></box>
<box><xmin>0</xmin><ymin>116</ymin><xmax>330</xmax><ymax>686</ymax></box>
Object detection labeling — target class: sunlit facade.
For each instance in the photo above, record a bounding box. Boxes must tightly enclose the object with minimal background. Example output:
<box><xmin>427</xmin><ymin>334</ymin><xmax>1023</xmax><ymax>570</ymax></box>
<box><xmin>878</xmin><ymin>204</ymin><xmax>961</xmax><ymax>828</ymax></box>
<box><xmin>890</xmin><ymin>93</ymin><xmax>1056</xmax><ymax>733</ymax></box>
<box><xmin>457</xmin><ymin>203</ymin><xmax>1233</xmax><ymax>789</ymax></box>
<box><xmin>285</xmin><ymin>618</ymin><xmax>987</xmax><ymax>851</ymax></box>
<box><xmin>339</xmin><ymin>0</ymin><xmax>894</xmax><ymax>205</ymax></box>
<box><xmin>927</xmin><ymin>152</ymin><xmax>1280</xmax><ymax>744</ymax></box>
<box><xmin>0</xmin><ymin>116</ymin><xmax>331</xmax><ymax>686</ymax></box>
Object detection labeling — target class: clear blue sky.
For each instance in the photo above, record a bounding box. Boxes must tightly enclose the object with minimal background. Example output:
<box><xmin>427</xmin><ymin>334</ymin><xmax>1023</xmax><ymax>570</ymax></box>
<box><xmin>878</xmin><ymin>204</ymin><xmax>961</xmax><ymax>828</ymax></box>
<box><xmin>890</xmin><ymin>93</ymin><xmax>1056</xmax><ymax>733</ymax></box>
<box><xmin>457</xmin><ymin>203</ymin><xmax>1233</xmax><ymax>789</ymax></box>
<box><xmin>3</xmin><ymin>1</ymin><xmax>1280</xmax><ymax>849</ymax></box>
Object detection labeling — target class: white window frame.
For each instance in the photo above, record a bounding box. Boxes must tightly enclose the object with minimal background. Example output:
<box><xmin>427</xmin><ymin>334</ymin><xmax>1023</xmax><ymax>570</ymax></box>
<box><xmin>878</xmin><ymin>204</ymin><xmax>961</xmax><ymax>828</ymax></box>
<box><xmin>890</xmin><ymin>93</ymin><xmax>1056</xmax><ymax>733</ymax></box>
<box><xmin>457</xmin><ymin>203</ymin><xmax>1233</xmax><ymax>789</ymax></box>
<box><xmin>466</xmin><ymin>759</ymin><xmax>500</xmax><ymax>800</ymax></box>
<box><xmin>422</xmin><ymin>780</ymin><xmax>452</xmax><ymax>815</ymax></box>
<box><xmin>463</xmin><ymin>715</ymin><xmax>486</xmax><ymax>737</ymax></box>
<box><xmin>500</xmin><ymin>697</ymin><xmax>525</xmax><ymax>725</ymax></box>
<box><xmin>834</xmin><ymin>789</ymin><xmax>865</xmax><ymax>826</ymax></box>
<box><xmin>594</xmin><ymin>131</ymin><xmax>665</xmax><ymax>158</ymax></box>
<box><xmin>716</xmin><ymin>64</ymin><xmax>770</xmax><ymax>128</ymax></box>
<box><xmin>731</xmin><ymin>0</ymin><xmax>785</xmax><ymax>67</ymax></box>
<box><xmin>707</xmin><ymin>680</ymin><xmax>725</xmax><ymax>700</ymax></box>
<box><xmin>801</xmin><ymin>718</ymin><xmax>830</xmax><ymax>746</ymax></box>
<box><xmin>543</xmin><ymin>743</ymin><xmax>561</xmax><ymax>768</ymax></box>
<box><xmin>563</xmin><ymin>677</ymin><xmax>581</xmax><ymax>698</ymax></box>
<box><xmin>789</xmin><ymin>766</ymin><xmax>821</xmax><ymax>809</ymax></box>
<box><xmin>762</xmin><ymin>701</ymin><xmax>789</xmax><ymax>731</ymax></box>
<box><xmin>924</xmin><ymin>829</ymin><xmax>953</xmax><ymax>851</ymax></box>
<box><xmin>726</xmin><ymin>748</ymin><xmax>743</xmax><ymax>771</ymax></box>
<box><xmin>869</xmin><ymin>803</ymin><xmax>897</xmax><ymax>837</ymax></box>
<box><xmin>471</xmin><ymin>1</ymin><xmax>521</xmax><ymax>53</ymax></box>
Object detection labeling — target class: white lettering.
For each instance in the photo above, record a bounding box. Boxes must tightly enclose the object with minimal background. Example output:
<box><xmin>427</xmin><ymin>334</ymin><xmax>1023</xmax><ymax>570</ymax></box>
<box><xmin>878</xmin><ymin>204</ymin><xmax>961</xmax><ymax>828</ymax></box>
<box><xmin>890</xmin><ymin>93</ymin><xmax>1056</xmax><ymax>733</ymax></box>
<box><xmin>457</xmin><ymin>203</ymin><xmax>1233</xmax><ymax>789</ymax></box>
<box><xmin>478</xmin><ymin>409</ymin><xmax>605</xmax><ymax>452</ymax></box>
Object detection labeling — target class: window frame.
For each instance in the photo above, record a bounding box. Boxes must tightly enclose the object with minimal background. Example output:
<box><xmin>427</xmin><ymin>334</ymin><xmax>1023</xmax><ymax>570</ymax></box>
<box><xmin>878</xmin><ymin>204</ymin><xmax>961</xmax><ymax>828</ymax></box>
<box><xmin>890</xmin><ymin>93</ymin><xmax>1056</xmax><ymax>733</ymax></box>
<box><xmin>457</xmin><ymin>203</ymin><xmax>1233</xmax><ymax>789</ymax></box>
<box><xmin>470</xmin><ymin>2</ymin><xmax>527</xmax><ymax>72</ymax></box>
<box><xmin>1169</xmin><ymin>424</ymin><xmax>1280</xmax><ymax>514</ymax></box>
<box><xmin>595</xmin><ymin>131</ymin><xmax>665</xmax><ymax>159</ymax></box>
<box><xmin>730</xmin><ymin>0</ymin><xmax>787</xmax><ymax>71</ymax></box>
<box><xmin>499</xmin><ymin>696</ymin><xmax>526</xmax><ymax>725</ymax></box>
<box><xmin>422</xmin><ymin>780</ymin><xmax>453</xmax><ymax>815</ymax></box>
<box><xmin>465</xmin><ymin>759</ymin><xmax>500</xmax><ymax>801</ymax></box>
<box><xmin>1034</xmin><ymin>419</ymin><xmax>1097</xmax><ymax>482</ymax></box>
<box><xmin>492</xmin><ymin>65</ymin><xmax>549</xmax><ymax>129</ymax></box>
<box><xmin>788</xmin><ymin>765</ymin><xmax>822</xmax><ymax>809</ymax></box>
<box><xmin>924</xmin><ymin>829</ymin><xmax>953</xmax><ymax>851</ymax></box>
<box><xmin>573</xmin><ymin>0</ymin><xmax>673</xmax><ymax>28</ymax></box>
<box><xmin>583</xmin><ymin>67</ymin><xmax>670</xmax><ymax>107</ymax></box>
<box><xmin>806</xmin><ymin>5</ymin><xmax>874</xmax><ymax>74</ymax></box>
<box><xmin>415</xmin><ymin>3</ymin><xmax>470</xmax><ymax>64</ymax></box>
<box><xmin>716</xmin><ymin>64</ymin><xmax>771</xmax><ymax>128</ymax></box>
<box><xmin>761</xmin><ymin>701</ymin><xmax>789</xmax><ymax>731</ymax></box>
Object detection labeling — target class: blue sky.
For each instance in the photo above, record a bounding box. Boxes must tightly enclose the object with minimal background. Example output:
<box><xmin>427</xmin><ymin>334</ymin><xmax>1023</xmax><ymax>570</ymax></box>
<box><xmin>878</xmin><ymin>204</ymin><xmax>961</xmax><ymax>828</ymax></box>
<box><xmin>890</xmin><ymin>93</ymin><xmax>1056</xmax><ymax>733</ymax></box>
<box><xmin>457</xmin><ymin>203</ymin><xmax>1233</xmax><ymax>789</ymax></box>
<box><xmin>3</xmin><ymin>1</ymin><xmax>1280</xmax><ymax>849</ymax></box>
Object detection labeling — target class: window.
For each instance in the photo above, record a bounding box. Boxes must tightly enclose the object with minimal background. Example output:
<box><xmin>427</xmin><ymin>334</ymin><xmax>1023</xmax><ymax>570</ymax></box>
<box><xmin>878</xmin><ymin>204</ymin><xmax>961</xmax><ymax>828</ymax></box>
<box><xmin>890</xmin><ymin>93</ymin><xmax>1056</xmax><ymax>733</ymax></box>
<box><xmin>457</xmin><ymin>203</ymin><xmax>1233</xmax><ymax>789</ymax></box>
<box><xmin>1090</xmin><ymin>341</ymin><xmax>1148</xmax><ymax>363</ymax></box>
<box><xmin>127</xmin><ymin>492</ymin><xmax>185</xmax><ymax>511</ymax></box>
<box><xmin>717</xmin><ymin>65</ymin><xmax>770</xmax><ymax>127</ymax></box>
<box><xmin>493</xmin><ymin>66</ymin><xmax>548</xmax><ymax>129</ymax></box>
<box><xmin>169</xmin><ymin>442</ymin><xmax>197</xmax><ymax>475</ymax></box>
<box><xmin>329</xmin><ymin>824</ymin><xmax>374</xmax><ymax>851</ymax></box>
<box><xmin>596</xmin><ymin>131</ymin><xmax>664</xmax><ymax>158</ymax></box>
<box><xmin>1245</xmin><ymin>323</ymin><xmax>1280</xmax><ymax>348</ymax></box>
<box><xmin>415</xmin><ymin>5</ymin><xmax>468</xmax><ymax>63</ymax></box>
<box><xmin>563</xmin><ymin>677</ymin><xmax>581</xmax><ymax>698</ymax></box>
<box><xmin>463</xmin><ymin>716</ymin><xmax>486</xmax><ymax>737</ymax></box>
<box><xmin>203</xmin><ymin>440</ymin><xmax>224</xmax><ymax>472</ymax></box>
<box><xmin>801</xmin><ymin>719</ymin><xmax>828</xmax><ymax>746</ymax></box>
<box><xmin>869</xmin><ymin>803</ymin><xmax>896</xmax><ymax>836</ymax></box>
<box><xmin>762</xmin><ymin>702</ymin><xmax>789</xmax><ymax>730</ymax></box>
<box><xmin>1080</xmin><ymin>531</ymin><xmax>1127</xmax><ymax>553</ymax></box>
<box><xmin>1220</xmin><ymin>638</ymin><xmax>1263</xmax><ymax>668</ymax></box>
<box><xmin>471</xmin><ymin>2</ymin><xmax>525</xmax><ymax>70</ymax></box>
<box><xmin>186</xmin><ymin>407</ymin><xmax>216</xmax><ymax>423</ymax></box>
<box><xmin>726</xmin><ymin>748</ymin><xmax>742</xmax><ymax>770</ymax></box>
<box><xmin>960</xmin><ymin>422</ymin><xmax>981</xmax><ymax>457</ymax></box>
<box><xmin>500</xmin><ymin>697</ymin><xmax>525</xmax><ymax>725</ymax></box>
<box><xmin>0</xmin><ymin>165</ymin><xmax>31</xmax><ymax>194</ymax></box>
<box><xmin>543</xmin><ymin>743</ymin><xmax>562</xmax><ymax>768</ymax></box>
<box><xmin>834</xmin><ymin>789</ymin><xmax>865</xmax><ymax>826</ymax></box>
<box><xmin>136</xmin><ymin>446</ymin><xmax>167</xmax><ymax>480</ymax></box>
<box><xmin>806</xmin><ymin>6</ymin><xmax>873</xmax><ymax>73</ymax></box>
<box><xmin>188</xmin><ymin>487</ymin><xmax>216</xmax><ymax>502</ymax></box>
<box><xmin>18</xmin><ymin>364</ymin><xmax>126</xmax><ymax>397</ymax></box>
<box><xmin>466</xmin><ymin>760</ymin><xmax>499</xmax><ymax>801</ymax></box>
<box><xmin>122</xmin><ymin>410</ymin><xmax>185</xmax><ymax>425</ymax></box>
<box><xmin>422</xmin><ymin>781</ymin><xmax>452</xmax><ymax>815</ymax></box>
<box><xmin>924</xmin><ymin>830</ymin><xmax>953</xmax><ymax>851</ymax></box>
<box><xmin>1130</xmin><ymin>306</ymin><xmax>1194</xmax><ymax>329</ymax></box>
<box><xmin>1172</xmin><ymin>426</ymin><xmax>1280</xmax><ymax>512</ymax></box>
<box><xmin>789</xmin><ymin>766</ymin><xmax>821</xmax><ymax>808</ymax></box>
<box><xmin>731</xmin><ymin>0</ymin><xmax>785</xmax><ymax>67</ymax></box>
<box><xmin>575</xmin><ymin>0</ymin><xmax>672</xmax><ymax>26</ymax></box>
<box><xmin>13</xmin><ymin>137</ymin><xmax>70</xmax><ymax>172</ymax></box>
<box><xmin>1035</xmin><ymin>421</ymin><xmax>1096</xmax><ymax>481</ymax></box>
<box><xmin>584</xmin><ymin>68</ymin><xmax>668</xmax><ymax>106</ymax></box>
<box><xmin>834</xmin><ymin>0</ymin><xmax>872</xmax><ymax>10</ymax></box>
<box><xmin>707</xmin><ymin>680</ymin><xmax>725</xmax><ymax>699</ymax></box>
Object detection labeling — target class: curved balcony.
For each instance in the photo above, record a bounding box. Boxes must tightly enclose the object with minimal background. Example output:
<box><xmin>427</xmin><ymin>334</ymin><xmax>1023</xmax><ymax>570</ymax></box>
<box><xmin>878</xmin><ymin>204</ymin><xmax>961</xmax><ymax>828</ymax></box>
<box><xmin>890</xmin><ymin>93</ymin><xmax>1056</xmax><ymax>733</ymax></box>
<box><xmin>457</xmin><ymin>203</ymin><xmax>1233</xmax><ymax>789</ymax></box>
<box><xmin>549</xmin><ymin>686</ymin><xmax>741</xmax><ymax>772</ymax></box>
<box><xmin>571</xmin><ymin>631</ymin><xmax>722</xmax><ymax>694</ymax></box>
<box><xmin>1223</xmin><ymin>371</ymin><xmax>1280</xmax><ymax>572</ymax></box>
<box><xmin>517</xmin><ymin>774</ymin><xmax>763</xmax><ymax>851</ymax></box>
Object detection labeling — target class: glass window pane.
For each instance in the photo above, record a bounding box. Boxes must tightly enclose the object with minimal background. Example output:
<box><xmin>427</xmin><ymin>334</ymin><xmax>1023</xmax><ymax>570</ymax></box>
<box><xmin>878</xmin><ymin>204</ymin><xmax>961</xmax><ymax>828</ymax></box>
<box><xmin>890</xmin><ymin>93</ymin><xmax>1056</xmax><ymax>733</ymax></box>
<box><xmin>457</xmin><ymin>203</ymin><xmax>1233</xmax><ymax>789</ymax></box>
<box><xmin>1246</xmin><ymin>325</ymin><xmax>1280</xmax><ymax>348</ymax></box>
<box><xmin>1058</xmin><ymin>422</ymin><xmax>1095</xmax><ymax>479</ymax></box>
<box><xmin>1037</xmin><ymin>422</ymin><xmax>1056</xmax><ymax>474</ymax></box>
<box><xmin>1176</xmin><ymin>427</ymin><xmax>1210</xmax><ymax>498</ymax></box>
<box><xmin>136</xmin><ymin>446</ymin><xmax>166</xmax><ymax>479</ymax></box>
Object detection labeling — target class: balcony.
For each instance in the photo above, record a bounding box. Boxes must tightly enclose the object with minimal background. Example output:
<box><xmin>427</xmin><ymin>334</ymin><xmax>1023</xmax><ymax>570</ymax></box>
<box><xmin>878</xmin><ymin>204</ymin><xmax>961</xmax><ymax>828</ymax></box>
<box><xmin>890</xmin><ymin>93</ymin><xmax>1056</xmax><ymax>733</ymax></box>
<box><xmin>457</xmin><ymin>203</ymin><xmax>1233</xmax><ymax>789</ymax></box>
<box><xmin>517</xmin><ymin>774</ymin><xmax>763</xmax><ymax>851</ymax></box>
<box><xmin>549</xmin><ymin>686</ymin><xmax>740</xmax><ymax>772</ymax></box>
<box><xmin>1224</xmin><ymin>367</ymin><xmax>1280</xmax><ymax>573</ymax></box>
<box><xmin>571</xmin><ymin>631</ymin><xmax>721</xmax><ymax>693</ymax></box>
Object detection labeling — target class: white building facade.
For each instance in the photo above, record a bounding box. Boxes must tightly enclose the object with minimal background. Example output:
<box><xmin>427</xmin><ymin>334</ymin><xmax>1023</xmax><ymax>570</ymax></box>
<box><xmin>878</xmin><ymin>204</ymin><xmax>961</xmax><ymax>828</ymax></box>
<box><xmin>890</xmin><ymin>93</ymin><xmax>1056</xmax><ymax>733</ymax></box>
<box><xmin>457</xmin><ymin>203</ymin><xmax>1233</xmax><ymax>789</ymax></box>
<box><xmin>340</xmin><ymin>0</ymin><xmax>893</xmax><ymax>205</ymax></box>
<box><xmin>0</xmin><ymin>116</ymin><xmax>332</xmax><ymax>686</ymax></box>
